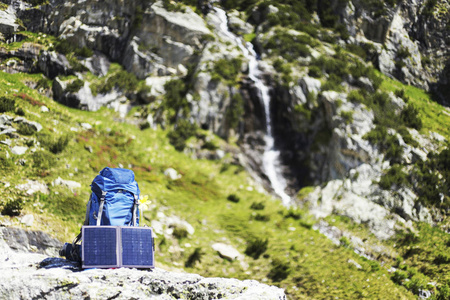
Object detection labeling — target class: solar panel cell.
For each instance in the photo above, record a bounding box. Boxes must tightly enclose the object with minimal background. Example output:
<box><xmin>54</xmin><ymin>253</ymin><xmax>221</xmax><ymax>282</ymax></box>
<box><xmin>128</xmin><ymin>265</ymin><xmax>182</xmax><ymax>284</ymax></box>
<box><xmin>83</xmin><ymin>227</ymin><xmax>118</xmax><ymax>267</ymax></box>
<box><xmin>122</xmin><ymin>228</ymin><xmax>154</xmax><ymax>267</ymax></box>
<box><xmin>82</xmin><ymin>226</ymin><xmax>154</xmax><ymax>269</ymax></box>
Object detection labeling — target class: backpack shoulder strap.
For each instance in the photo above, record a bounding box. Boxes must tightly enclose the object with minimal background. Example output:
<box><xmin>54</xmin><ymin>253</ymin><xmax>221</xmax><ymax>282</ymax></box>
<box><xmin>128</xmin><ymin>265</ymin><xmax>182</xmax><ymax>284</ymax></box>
<box><xmin>96</xmin><ymin>190</ymin><xmax>107</xmax><ymax>226</ymax></box>
<box><xmin>132</xmin><ymin>194</ymin><xmax>139</xmax><ymax>226</ymax></box>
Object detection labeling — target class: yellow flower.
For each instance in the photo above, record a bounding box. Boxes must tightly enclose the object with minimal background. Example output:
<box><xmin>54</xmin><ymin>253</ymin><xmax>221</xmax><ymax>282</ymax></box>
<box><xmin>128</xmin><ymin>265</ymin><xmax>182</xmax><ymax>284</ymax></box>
<box><xmin>139</xmin><ymin>195</ymin><xmax>151</xmax><ymax>211</ymax></box>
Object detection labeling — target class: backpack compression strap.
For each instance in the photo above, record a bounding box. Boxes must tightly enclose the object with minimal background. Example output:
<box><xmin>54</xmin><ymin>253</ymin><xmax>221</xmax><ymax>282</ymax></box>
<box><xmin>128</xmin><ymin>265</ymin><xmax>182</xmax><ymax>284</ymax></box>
<box><xmin>96</xmin><ymin>190</ymin><xmax>107</xmax><ymax>226</ymax></box>
<box><xmin>132</xmin><ymin>194</ymin><xmax>139</xmax><ymax>226</ymax></box>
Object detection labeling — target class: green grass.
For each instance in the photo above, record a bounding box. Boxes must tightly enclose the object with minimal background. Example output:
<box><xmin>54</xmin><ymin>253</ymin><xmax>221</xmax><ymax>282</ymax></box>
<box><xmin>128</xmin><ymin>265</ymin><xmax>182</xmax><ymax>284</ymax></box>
<box><xmin>380</xmin><ymin>72</ymin><xmax>450</xmax><ymax>140</ymax></box>
<box><xmin>0</xmin><ymin>70</ymin><xmax>419</xmax><ymax>299</ymax></box>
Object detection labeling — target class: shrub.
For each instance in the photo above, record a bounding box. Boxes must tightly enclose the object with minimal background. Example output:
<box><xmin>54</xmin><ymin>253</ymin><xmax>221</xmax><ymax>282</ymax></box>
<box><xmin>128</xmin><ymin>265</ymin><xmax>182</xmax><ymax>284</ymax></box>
<box><xmin>16</xmin><ymin>123</ymin><xmax>35</xmax><ymax>136</ymax></box>
<box><xmin>379</xmin><ymin>165</ymin><xmax>408</xmax><ymax>189</ymax></box>
<box><xmin>78</xmin><ymin>46</ymin><xmax>93</xmax><ymax>58</ymax></box>
<box><xmin>401</xmin><ymin>104</ymin><xmax>423</xmax><ymax>130</ymax></box>
<box><xmin>32</xmin><ymin>150</ymin><xmax>55</xmax><ymax>170</ymax></box>
<box><xmin>397</xmin><ymin>46</ymin><xmax>411</xmax><ymax>59</ymax></box>
<box><xmin>38</xmin><ymin>133</ymin><xmax>71</xmax><ymax>154</ymax></box>
<box><xmin>322</xmin><ymin>74</ymin><xmax>344</xmax><ymax>91</ymax></box>
<box><xmin>395</xmin><ymin>89</ymin><xmax>406</xmax><ymax>100</ymax></box>
<box><xmin>437</xmin><ymin>284</ymin><xmax>450</xmax><ymax>300</ymax></box>
<box><xmin>368</xmin><ymin>260</ymin><xmax>380</xmax><ymax>272</ymax></box>
<box><xmin>340</xmin><ymin>236</ymin><xmax>351</xmax><ymax>248</ymax></box>
<box><xmin>15</xmin><ymin>107</ymin><xmax>25</xmax><ymax>116</ymax></box>
<box><xmin>253</xmin><ymin>213</ymin><xmax>270</xmax><ymax>222</ymax></box>
<box><xmin>404</xmin><ymin>276</ymin><xmax>428</xmax><ymax>295</ymax></box>
<box><xmin>267</xmin><ymin>259</ymin><xmax>291</xmax><ymax>282</ymax></box>
<box><xmin>227</xmin><ymin>194</ymin><xmax>240</xmax><ymax>203</ymax></box>
<box><xmin>2</xmin><ymin>198</ymin><xmax>24</xmax><ymax>216</ymax></box>
<box><xmin>434</xmin><ymin>253</ymin><xmax>450</xmax><ymax>265</ymax></box>
<box><xmin>340</xmin><ymin>111</ymin><xmax>353</xmax><ymax>124</ymax></box>
<box><xmin>226</xmin><ymin>93</ymin><xmax>244</xmax><ymax>129</ymax></box>
<box><xmin>391</xmin><ymin>270</ymin><xmax>408</xmax><ymax>284</ymax></box>
<box><xmin>100</xmin><ymin>71</ymin><xmax>139</xmax><ymax>93</ymax></box>
<box><xmin>347</xmin><ymin>89</ymin><xmax>365</xmax><ymax>104</ymax></box>
<box><xmin>284</xmin><ymin>209</ymin><xmax>301</xmax><ymax>220</ymax></box>
<box><xmin>66</xmin><ymin>79</ymin><xmax>84</xmax><ymax>93</ymax></box>
<box><xmin>364</xmin><ymin>126</ymin><xmax>404</xmax><ymax>163</ymax></box>
<box><xmin>172</xmin><ymin>226</ymin><xmax>189</xmax><ymax>239</ymax></box>
<box><xmin>0</xmin><ymin>96</ymin><xmax>15</xmax><ymax>112</ymax></box>
<box><xmin>55</xmin><ymin>39</ymin><xmax>93</xmax><ymax>57</ymax></box>
<box><xmin>346</xmin><ymin>44</ymin><xmax>367</xmax><ymax>60</ymax></box>
<box><xmin>245</xmin><ymin>238</ymin><xmax>268</xmax><ymax>259</ymax></box>
<box><xmin>308</xmin><ymin>66</ymin><xmax>322</xmax><ymax>78</ymax></box>
<box><xmin>299</xmin><ymin>220</ymin><xmax>313</xmax><ymax>229</ymax></box>
<box><xmin>212</xmin><ymin>58</ymin><xmax>242</xmax><ymax>83</ymax></box>
<box><xmin>413</xmin><ymin>148</ymin><xmax>449</xmax><ymax>207</ymax></box>
<box><xmin>398</xmin><ymin>127</ymin><xmax>418</xmax><ymax>147</ymax></box>
<box><xmin>294</xmin><ymin>104</ymin><xmax>312</xmax><ymax>122</ymax></box>
<box><xmin>168</xmin><ymin>120</ymin><xmax>197</xmax><ymax>151</ymax></box>
<box><xmin>250</xmin><ymin>201</ymin><xmax>265</xmax><ymax>210</ymax></box>
<box><xmin>0</xmin><ymin>152</ymin><xmax>14</xmax><ymax>171</ymax></box>
<box><xmin>313</xmin><ymin>55</ymin><xmax>349</xmax><ymax>78</ymax></box>
<box><xmin>139</xmin><ymin>122</ymin><xmax>150</xmax><ymax>130</ymax></box>
<box><xmin>185</xmin><ymin>247</ymin><xmax>203</xmax><ymax>268</ymax></box>
<box><xmin>163</xmin><ymin>79</ymin><xmax>189</xmax><ymax>121</ymax></box>
<box><xmin>265</xmin><ymin>30</ymin><xmax>312</xmax><ymax>61</ymax></box>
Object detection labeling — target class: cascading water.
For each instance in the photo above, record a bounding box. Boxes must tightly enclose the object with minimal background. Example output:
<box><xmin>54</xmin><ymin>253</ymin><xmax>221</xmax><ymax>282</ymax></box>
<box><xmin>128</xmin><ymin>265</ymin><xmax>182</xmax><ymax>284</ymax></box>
<box><xmin>215</xmin><ymin>8</ymin><xmax>291</xmax><ymax>206</ymax></box>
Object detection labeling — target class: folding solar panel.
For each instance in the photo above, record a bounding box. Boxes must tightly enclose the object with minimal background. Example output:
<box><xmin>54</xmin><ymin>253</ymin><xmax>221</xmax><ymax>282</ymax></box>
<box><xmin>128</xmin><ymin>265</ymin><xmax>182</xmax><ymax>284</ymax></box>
<box><xmin>82</xmin><ymin>226</ymin><xmax>154</xmax><ymax>269</ymax></box>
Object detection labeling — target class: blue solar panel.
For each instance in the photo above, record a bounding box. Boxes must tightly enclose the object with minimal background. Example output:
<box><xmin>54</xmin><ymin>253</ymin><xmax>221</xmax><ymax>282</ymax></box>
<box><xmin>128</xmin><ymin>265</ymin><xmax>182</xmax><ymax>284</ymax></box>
<box><xmin>121</xmin><ymin>228</ymin><xmax>154</xmax><ymax>267</ymax></box>
<box><xmin>82</xmin><ymin>227</ymin><xmax>118</xmax><ymax>268</ymax></box>
<box><xmin>82</xmin><ymin>226</ymin><xmax>154</xmax><ymax>269</ymax></box>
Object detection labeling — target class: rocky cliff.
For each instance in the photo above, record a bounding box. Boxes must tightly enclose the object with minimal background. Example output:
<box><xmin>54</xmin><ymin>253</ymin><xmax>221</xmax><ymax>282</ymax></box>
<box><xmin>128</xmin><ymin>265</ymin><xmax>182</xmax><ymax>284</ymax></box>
<box><xmin>0</xmin><ymin>227</ymin><xmax>286</xmax><ymax>300</ymax></box>
<box><xmin>338</xmin><ymin>0</ymin><xmax>450</xmax><ymax>105</ymax></box>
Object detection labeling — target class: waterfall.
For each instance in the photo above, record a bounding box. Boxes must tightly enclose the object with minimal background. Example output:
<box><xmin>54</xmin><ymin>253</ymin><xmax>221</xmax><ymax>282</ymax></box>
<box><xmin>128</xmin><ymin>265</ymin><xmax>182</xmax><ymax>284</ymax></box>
<box><xmin>214</xmin><ymin>8</ymin><xmax>291</xmax><ymax>206</ymax></box>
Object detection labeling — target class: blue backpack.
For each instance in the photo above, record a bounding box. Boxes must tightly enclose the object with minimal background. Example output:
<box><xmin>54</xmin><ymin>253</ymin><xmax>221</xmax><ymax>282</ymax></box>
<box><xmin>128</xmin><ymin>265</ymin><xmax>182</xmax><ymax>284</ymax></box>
<box><xmin>63</xmin><ymin>167</ymin><xmax>141</xmax><ymax>262</ymax></box>
<box><xmin>85</xmin><ymin>167</ymin><xmax>140</xmax><ymax>226</ymax></box>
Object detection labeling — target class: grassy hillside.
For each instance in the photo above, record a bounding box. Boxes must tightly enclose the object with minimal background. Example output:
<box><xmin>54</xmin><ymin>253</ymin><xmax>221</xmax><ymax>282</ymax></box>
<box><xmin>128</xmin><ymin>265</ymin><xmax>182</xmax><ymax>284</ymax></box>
<box><xmin>0</xmin><ymin>1</ymin><xmax>449</xmax><ymax>297</ymax></box>
<box><xmin>0</xmin><ymin>70</ymin><xmax>435</xmax><ymax>299</ymax></box>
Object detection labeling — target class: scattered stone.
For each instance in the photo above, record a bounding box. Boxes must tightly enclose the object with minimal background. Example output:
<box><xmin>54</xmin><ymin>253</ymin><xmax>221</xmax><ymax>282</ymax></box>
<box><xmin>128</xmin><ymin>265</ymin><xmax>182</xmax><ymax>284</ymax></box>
<box><xmin>1</xmin><ymin>139</ymin><xmax>11</xmax><ymax>146</ymax></box>
<box><xmin>216</xmin><ymin>149</ymin><xmax>225</xmax><ymax>159</ymax></box>
<box><xmin>40</xmin><ymin>106</ymin><xmax>49</xmax><ymax>113</ymax></box>
<box><xmin>348</xmin><ymin>259</ymin><xmax>362</xmax><ymax>269</ymax></box>
<box><xmin>299</xmin><ymin>76</ymin><xmax>322</xmax><ymax>96</ymax></box>
<box><xmin>177</xmin><ymin>64</ymin><xmax>188</xmax><ymax>76</ymax></box>
<box><xmin>20</xmin><ymin>215</ymin><xmax>34</xmax><ymax>227</ymax></box>
<box><xmin>52</xmin><ymin>177</ymin><xmax>81</xmax><ymax>190</ymax></box>
<box><xmin>13</xmin><ymin>117</ymin><xmax>43</xmax><ymax>132</ymax></box>
<box><xmin>84</xmin><ymin>145</ymin><xmax>93</xmax><ymax>153</ymax></box>
<box><xmin>212</xmin><ymin>243</ymin><xmax>242</xmax><ymax>261</ymax></box>
<box><xmin>80</xmin><ymin>122</ymin><xmax>92</xmax><ymax>130</ymax></box>
<box><xmin>356</xmin><ymin>77</ymin><xmax>374</xmax><ymax>93</ymax></box>
<box><xmin>0</xmin><ymin>219</ymin><xmax>12</xmax><ymax>227</ymax></box>
<box><xmin>0</xmin><ymin>128</ymin><xmax>17</xmax><ymax>136</ymax></box>
<box><xmin>164</xmin><ymin>168</ymin><xmax>182</xmax><ymax>180</ymax></box>
<box><xmin>11</xmin><ymin>146</ymin><xmax>28</xmax><ymax>155</ymax></box>
<box><xmin>15</xmin><ymin>180</ymin><xmax>49</xmax><ymax>195</ymax></box>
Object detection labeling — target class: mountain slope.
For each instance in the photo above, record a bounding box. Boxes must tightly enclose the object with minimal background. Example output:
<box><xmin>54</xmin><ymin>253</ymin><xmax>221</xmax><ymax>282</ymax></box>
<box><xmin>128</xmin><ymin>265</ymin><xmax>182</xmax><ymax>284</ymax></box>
<box><xmin>0</xmin><ymin>0</ymin><xmax>450</xmax><ymax>299</ymax></box>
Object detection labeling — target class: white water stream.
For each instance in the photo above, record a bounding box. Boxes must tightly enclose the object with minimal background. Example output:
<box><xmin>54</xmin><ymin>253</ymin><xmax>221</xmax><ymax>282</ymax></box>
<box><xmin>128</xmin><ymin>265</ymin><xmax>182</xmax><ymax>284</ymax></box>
<box><xmin>215</xmin><ymin>8</ymin><xmax>291</xmax><ymax>206</ymax></box>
